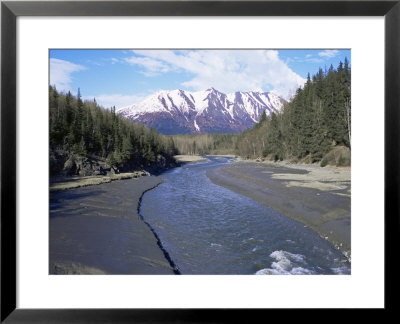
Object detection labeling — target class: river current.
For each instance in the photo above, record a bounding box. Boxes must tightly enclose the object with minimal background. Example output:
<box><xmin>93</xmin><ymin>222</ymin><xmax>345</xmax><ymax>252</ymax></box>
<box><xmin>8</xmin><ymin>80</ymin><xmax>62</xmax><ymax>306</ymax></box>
<box><xmin>140</xmin><ymin>156</ymin><xmax>350</xmax><ymax>275</ymax></box>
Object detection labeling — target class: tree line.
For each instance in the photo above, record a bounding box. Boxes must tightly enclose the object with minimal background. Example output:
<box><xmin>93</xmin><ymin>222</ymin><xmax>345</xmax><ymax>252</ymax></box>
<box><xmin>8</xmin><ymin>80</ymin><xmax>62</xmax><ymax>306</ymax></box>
<box><xmin>170</xmin><ymin>133</ymin><xmax>239</xmax><ymax>156</ymax></box>
<box><xmin>49</xmin><ymin>86</ymin><xmax>176</xmax><ymax>170</ymax></box>
<box><xmin>235</xmin><ymin>59</ymin><xmax>351</xmax><ymax>164</ymax></box>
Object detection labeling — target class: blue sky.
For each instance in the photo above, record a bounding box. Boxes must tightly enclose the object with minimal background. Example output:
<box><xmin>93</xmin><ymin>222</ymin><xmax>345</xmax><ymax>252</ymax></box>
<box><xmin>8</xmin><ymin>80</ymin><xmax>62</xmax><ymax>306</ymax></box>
<box><xmin>49</xmin><ymin>49</ymin><xmax>350</xmax><ymax>108</ymax></box>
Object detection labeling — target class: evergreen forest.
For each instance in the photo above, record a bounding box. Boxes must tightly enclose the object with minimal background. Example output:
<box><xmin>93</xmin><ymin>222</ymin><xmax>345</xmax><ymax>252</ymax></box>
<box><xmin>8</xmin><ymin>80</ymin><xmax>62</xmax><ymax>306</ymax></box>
<box><xmin>236</xmin><ymin>59</ymin><xmax>351</xmax><ymax>164</ymax></box>
<box><xmin>49</xmin><ymin>86</ymin><xmax>177</xmax><ymax>175</ymax></box>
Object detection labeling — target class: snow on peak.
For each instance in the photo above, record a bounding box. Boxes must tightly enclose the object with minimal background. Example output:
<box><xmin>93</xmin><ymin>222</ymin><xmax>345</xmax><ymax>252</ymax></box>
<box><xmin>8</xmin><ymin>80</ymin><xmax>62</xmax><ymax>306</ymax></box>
<box><xmin>117</xmin><ymin>88</ymin><xmax>285</xmax><ymax>133</ymax></box>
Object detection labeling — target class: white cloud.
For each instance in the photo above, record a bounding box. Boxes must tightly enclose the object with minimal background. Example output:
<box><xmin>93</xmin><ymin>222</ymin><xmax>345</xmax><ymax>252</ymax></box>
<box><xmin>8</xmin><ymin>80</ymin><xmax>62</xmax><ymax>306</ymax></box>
<box><xmin>110</xmin><ymin>58</ymin><xmax>121</xmax><ymax>65</ymax></box>
<box><xmin>318</xmin><ymin>50</ymin><xmax>340</xmax><ymax>58</ymax></box>
<box><xmin>289</xmin><ymin>54</ymin><xmax>323</xmax><ymax>64</ymax></box>
<box><xmin>86</xmin><ymin>59</ymin><xmax>103</xmax><ymax>66</ymax></box>
<box><xmin>84</xmin><ymin>94</ymin><xmax>145</xmax><ymax>109</ymax></box>
<box><xmin>124</xmin><ymin>56</ymin><xmax>170</xmax><ymax>76</ymax></box>
<box><xmin>128</xmin><ymin>50</ymin><xmax>306</xmax><ymax>100</ymax></box>
<box><xmin>303</xmin><ymin>57</ymin><xmax>324</xmax><ymax>63</ymax></box>
<box><xmin>49</xmin><ymin>58</ymin><xmax>86</xmax><ymax>92</ymax></box>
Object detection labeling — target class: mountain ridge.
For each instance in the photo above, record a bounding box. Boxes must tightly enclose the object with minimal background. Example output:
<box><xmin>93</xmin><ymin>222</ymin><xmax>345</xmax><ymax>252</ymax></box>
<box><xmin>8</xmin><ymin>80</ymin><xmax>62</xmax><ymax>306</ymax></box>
<box><xmin>117</xmin><ymin>88</ymin><xmax>285</xmax><ymax>134</ymax></box>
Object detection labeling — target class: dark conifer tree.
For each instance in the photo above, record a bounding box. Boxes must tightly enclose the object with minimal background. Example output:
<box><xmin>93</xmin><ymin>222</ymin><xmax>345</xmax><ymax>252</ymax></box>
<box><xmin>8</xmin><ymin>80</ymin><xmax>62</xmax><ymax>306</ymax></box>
<box><xmin>236</xmin><ymin>58</ymin><xmax>351</xmax><ymax>162</ymax></box>
<box><xmin>49</xmin><ymin>86</ymin><xmax>176</xmax><ymax>171</ymax></box>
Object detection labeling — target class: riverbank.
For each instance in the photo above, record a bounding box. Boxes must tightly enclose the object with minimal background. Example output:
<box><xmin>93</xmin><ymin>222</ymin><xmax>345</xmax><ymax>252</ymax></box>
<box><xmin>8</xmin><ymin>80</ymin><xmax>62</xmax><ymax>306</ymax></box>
<box><xmin>206</xmin><ymin>160</ymin><xmax>351</xmax><ymax>261</ymax></box>
<box><xmin>50</xmin><ymin>175</ymin><xmax>176</xmax><ymax>274</ymax></box>
<box><xmin>49</xmin><ymin>170</ymin><xmax>150</xmax><ymax>192</ymax></box>
<box><xmin>259</xmin><ymin>160</ymin><xmax>350</xmax><ymax>196</ymax></box>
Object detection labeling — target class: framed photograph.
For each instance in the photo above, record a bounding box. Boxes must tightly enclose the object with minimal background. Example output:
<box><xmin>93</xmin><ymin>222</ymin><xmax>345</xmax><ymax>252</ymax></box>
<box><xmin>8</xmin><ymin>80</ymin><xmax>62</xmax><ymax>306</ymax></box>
<box><xmin>1</xmin><ymin>0</ymin><xmax>398</xmax><ymax>321</ymax></box>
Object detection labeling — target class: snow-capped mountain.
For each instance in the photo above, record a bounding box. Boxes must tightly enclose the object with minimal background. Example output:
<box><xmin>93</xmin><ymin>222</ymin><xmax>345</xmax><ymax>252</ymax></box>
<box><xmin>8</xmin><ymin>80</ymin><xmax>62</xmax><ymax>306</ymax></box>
<box><xmin>117</xmin><ymin>88</ymin><xmax>285</xmax><ymax>134</ymax></box>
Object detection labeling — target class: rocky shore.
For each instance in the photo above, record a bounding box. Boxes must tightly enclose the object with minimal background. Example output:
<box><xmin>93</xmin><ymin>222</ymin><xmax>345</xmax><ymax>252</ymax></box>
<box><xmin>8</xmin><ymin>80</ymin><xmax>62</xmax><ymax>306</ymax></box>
<box><xmin>49</xmin><ymin>148</ymin><xmax>178</xmax><ymax>192</ymax></box>
<box><xmin>50</xmin><ymin>147</ymin><xmax>177</xmax><ymax>176</ymax></box>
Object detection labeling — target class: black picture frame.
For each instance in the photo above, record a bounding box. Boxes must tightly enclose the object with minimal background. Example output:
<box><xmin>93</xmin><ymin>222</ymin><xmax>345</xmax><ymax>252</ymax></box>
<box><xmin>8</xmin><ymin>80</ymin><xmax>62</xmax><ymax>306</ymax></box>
<box><xmin>1</xmin><ymin>0</ymin><xmax>398</xmax><ymax>322</ymax></box>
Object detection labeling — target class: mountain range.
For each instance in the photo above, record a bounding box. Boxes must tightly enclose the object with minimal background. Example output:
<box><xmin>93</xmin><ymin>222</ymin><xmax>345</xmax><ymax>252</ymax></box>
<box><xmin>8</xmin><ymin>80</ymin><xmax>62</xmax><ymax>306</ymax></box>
<box><xmin>117</xmin><ymin>88</ymin><xmax>285</xmax><ymax>134</ymax></box>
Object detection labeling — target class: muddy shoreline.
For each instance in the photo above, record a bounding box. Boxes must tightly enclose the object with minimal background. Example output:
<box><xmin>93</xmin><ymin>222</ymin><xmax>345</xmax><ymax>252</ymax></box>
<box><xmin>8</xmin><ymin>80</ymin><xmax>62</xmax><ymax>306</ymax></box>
<box><xmin>49</xmin><ymin>175</ymin><xmax>176</xmax><ymax>274</ymax></box>
<box><xmin>206</xmin><ymin>160</ymin><xmax>351</xmax><ymax>261</ymax></box>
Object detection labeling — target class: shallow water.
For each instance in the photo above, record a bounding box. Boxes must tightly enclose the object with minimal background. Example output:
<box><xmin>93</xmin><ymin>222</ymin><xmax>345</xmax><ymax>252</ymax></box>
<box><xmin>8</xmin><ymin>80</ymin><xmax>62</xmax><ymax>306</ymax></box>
<box><xmin>141</xmin><ymin>157</ymin><xmax>350</xmax><ymax>275</ymax></box>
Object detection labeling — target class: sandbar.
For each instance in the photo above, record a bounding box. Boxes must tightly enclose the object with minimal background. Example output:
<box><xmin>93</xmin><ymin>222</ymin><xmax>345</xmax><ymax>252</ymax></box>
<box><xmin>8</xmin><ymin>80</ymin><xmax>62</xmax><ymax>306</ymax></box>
<box><xmin>174</xmin><ymin>155</ymin><xmax>210</xmax><ymax>163</ymax></box>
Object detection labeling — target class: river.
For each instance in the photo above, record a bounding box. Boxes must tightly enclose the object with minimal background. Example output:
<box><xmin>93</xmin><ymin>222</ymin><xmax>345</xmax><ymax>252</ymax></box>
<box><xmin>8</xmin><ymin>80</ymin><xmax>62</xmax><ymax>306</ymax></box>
<box><xmin>140</xmin><ymin>156</ymin><xmax>350</xmax><ymax>275</ymax></box>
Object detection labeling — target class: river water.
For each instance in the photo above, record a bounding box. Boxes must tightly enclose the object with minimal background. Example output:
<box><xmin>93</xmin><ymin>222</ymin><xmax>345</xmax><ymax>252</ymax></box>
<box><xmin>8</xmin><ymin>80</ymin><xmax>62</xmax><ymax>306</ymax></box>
<box><xmin>140</xmin><ymin>156</ymin><xmax>350</xmax><ymax>275</ymax></box>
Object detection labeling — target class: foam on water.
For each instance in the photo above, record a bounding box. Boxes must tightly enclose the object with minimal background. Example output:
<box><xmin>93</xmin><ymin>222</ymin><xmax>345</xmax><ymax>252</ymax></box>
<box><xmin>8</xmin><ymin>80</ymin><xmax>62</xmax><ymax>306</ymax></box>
<box><xmin>331</xmin><ymin>265</ymin><xmax>351</xmax><ymax>275</ymax></box>
<box><xmin>255</xmin><ymin>250</ymin><xmax>315</xmax><ymax>275</ymax></box>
